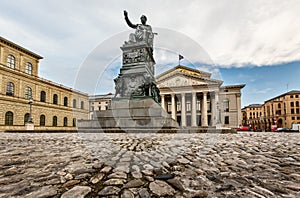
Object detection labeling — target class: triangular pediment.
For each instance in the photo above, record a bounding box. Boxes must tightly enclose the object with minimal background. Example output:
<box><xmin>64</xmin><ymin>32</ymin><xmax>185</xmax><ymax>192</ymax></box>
<box><xmin>157</xmin><ymin>73</ymin><xmax>220</xmax><ymax>88</ymax></box>
<box><xmin>156</xmin><ymin>65</ymin><xmax>223</xmax><ymax>88</ymax></box>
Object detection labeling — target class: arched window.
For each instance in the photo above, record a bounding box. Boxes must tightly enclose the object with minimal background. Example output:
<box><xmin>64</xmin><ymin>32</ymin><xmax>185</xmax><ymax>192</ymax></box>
<box><xmin>53</xmin><ymin>94</ymin><xmax>58</xmax><ymax>104</ymax></box>
<box><xmin>64</xmin><ymin>97</ymin><xmax>68</xmax><ymax>106</ymax></box>
<box><xmin>53</xmin><ymin>116</ymin><xmax>57</xmax><ymax>126</ymax></box>
<box><xmin>25</xmin><ymin>62</ymin><xmax>33</xmax><ymax>74</ymax></box>
<box><xmin>6</xmin><ymin>82</ymin><xmax>14</xmax><ymax>96</ymax></box>
<box><xmin>63</xmin><ymin>117</ymin><xmax>68</xmax><ymax>127</ymax></box>
<box><xmin>25</xmin><ymin>87</ymin><xmax>32</xmax><ymax>99</ymax></box>
<box><xmin>5</xmin><ymin>111</ymin><xmax>13</xmax><ymax>125</ymax></box>
<box><xmin>296</xmin><ymin>101</ymin><xmax>299</xmax><ymax>107</ymax></box>
<box><xmin>7</xmin><ymin>54</ymin><xmax>15</xmax><ymax>69</ymax></box>
<box><xmin>81</xmin><ymin>101</ymin><xmax>84</xmax><ymax>109</ymax></box>
<box><xmin>73</xmin><ymin>118</ymin><xmax>76</xmax><ymax>127</ymax></box>
<box><xmin>40</xmin><ymin>115</ymin><xmax>45</xmax><ymax>126</ymax></box>
<box><xmin>24</xmin><ymin>113</ymin><xmax>30</xmax><ymax>124</ymax></box>
<box><xmin>40</xmin><ymin>91</ymin><xmax>46</xmax><ymax>102</ymax></box>
<box><xmin>73</xmin><ymin>99</ymin><xmax>77</xmax><ymax>108</ymax></box>
<box><xmin>278</xmin><ymin>103</ymin><xmax>281</xmax><ymax>108</ymax></box>
<box><xmin>223</xmin><ymin>99</ymin><xmax>229</xmax><ymax>112</ymax></box>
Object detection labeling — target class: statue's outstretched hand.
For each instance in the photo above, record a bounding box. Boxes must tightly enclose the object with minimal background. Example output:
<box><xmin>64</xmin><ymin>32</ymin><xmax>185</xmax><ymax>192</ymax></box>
<box><xmin>124</xmin><ymin>10</ymin><xmax>128</xmax><ymax>17</ymax></box>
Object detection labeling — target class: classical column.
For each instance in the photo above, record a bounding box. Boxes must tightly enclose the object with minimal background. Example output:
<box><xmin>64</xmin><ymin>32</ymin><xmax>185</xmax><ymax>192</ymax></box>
<box><xmin>161</xmin><ymin>94</ymin><xmax>166</xmax><ymax>111</ymax></box>
<box><xmin>236</xmin><ymin>93</ymin><xmax>242</xmax><ymax>127</ymax></box>
<box><xmin>211</xmin><ymin>95</ymin><xmax>216</xmax><ymax>126</ymax></box>
<box><xmin>202</xmin><ymin>92</ymin><xmax>208</xmax><ymax>126</ymax></box>
<box><xmin>171</xmin><ymin>93</ymin><xmax>176</xmax><ymax>120</ymax></box>
<box><xmin>215</xmin><ymin>91</ymin><xmax>220</xmax><ymax>124</ymax></box>
<box><xmin>191</xmin><ymin>92</ymin><xmax>197</xmax><ymax>127</ymax></box>
<box><xmin>181</xmin><ymin>93</ymin><xmax>186</xmax><ymax>127</ymax></box>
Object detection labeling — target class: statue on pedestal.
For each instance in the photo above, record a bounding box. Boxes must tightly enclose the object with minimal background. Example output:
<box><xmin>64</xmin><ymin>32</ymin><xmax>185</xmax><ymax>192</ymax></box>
<box><xmin>123</xmin><ymin>10</ymin><xmax>154</xmax><ymax>47</ymax></box>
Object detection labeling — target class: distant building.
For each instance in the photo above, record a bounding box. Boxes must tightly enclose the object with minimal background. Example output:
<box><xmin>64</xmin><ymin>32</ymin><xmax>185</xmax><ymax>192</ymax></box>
<box><xmin>241</xmin><ymin>104</ymin><xmax>263</xmax><ymax>129</ymax></box>
<box><xmin>89</xmin><ymin>93</ymin><xmax>114</xmax><ymax>119</ymax></box>
<box><xmin>0</xmin><ymin>36</ymin><xmax>89</xmax><ymax>131</ymax></box>
<box><xmin>242</xmin><ymin>90</ymin><xmax>300</xmax><ymax>130</ymax></box>
<box><xmin>156</xmin><ymin>65</ymin><xmax>245</xmax><ymax>128</ymax></box>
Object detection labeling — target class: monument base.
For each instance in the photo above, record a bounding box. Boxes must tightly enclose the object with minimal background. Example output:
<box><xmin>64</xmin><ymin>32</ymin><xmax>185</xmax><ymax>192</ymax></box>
<box><xmin>25</xmin><ymin>122</ymin><xmax>34</xmax><ymax>130</ymax></box>
<box><xmin>78</xmin><ymin>97</ymin><xmax>179</xmax><ymax>130</ymax></box>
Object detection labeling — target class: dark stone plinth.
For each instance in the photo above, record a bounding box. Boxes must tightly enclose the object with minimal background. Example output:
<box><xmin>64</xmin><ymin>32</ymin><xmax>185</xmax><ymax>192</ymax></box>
<box><xmin>78</xmin><ymin>97</ymin><xmax>179</xmax><ymax>130</ymax></box>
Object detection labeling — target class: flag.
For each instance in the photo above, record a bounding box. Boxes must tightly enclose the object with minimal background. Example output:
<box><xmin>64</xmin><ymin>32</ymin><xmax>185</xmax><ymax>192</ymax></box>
<box><xmin>179</xmin><ymin>54</ymin><xmax>184</xmax><ymax>60</ymax></box>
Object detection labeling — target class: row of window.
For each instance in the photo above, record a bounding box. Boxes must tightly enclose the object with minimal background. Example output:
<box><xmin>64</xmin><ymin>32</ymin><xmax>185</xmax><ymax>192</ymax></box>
<box><xmin>5</xmin><ymin>82</ymin><xmax>85</xmax><ymax>108</ymax></box>
<box><xmin>7</xmin><ymin>54</ymin><xmax>33</xmax><ymax>74</ymax></box>
<box><xmin>4</xmin><ymin>111</ymin><xmax>76</xmax><ymax>127</ymax></box>
<box><xmin>166</xmin><ymin>99</ymin><xmax>230</xmax><ymax>112</ymax></box>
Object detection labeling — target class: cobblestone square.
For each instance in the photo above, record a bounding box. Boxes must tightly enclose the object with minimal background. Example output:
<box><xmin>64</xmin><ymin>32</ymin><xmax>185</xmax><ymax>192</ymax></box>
<box><xmin>0</xmin><ymin>132</ymin><xmax>299</xmax><ymax>197</ymax></box>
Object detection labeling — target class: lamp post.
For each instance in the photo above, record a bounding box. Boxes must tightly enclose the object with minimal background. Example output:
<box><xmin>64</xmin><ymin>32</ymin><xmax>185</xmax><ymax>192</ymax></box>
<box><xmin>28</xmin><ymin>98</ymin><xmax>33</xmax><ymax>123</ymax></box>
<box><xmin>26</xmin><ymin>97</ymin><xmax>34</xmax><ymax>130</ymax></box>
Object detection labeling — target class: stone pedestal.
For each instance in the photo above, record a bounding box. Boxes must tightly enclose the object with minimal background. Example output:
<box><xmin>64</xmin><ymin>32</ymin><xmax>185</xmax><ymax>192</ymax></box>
<box><xmin>80</xmin><ymin>97</ymin><xmax>178</xmax><ymax>130</ymax></box>
<box><xmin>25</xmin><ymin>122</ymin><xmax>34</xmax><ymax>130</ymax></box>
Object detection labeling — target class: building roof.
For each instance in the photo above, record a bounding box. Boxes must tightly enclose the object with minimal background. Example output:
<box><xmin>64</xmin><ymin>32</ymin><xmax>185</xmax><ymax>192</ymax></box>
<box><xmin>156</xmin><ymin>65</ymin><xmax>212</xmax><ymax>79</ymax></box>
<box><xmin>0</xmin><ymin>36</ymin><xmax>43</xmax><ymax>59</ymax></box>
<box><xmin>242</xmin><ymin>104</ymin><xmax>263</xmax><ymax>110</ymax></box>
<box><xmin>265</xmin><ymin>90</ymin><xmax>300</xmax><ymax>103</ymax></box>
<box><xmin>89</xmin><ymin>93</ymin><xmax>114</xmax><ymax>100</ymax></box>
<box><xmin>221</xmin><ymin>84</ymin><xmax>246</xmax><ymax>89</ymax></box>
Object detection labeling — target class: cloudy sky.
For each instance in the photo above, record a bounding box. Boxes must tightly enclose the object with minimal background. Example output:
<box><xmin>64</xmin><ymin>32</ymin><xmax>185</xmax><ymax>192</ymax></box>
<box><xmin>1</xmin><ymin>0</ymin><xmax>300</xmax><ymax>107</ymax></box>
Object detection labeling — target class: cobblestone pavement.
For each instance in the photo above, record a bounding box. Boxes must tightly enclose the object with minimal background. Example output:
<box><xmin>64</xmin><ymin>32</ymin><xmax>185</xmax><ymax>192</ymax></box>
<box><xmin>0</xmin><ymin>132</ymin><xmax>300</xmax><ymax>198</ymax></box>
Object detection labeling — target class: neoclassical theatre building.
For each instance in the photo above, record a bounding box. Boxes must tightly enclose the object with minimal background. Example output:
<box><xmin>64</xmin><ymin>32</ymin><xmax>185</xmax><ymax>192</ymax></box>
<box><xmin>0</xmin><ymin>36</ymin><xmax>89</xmax><ymax>131</ymax></box>
<box><xmin>156</xmin><ymin>66</ymin><xmax>245</xmax><ymax>128</ymax></box>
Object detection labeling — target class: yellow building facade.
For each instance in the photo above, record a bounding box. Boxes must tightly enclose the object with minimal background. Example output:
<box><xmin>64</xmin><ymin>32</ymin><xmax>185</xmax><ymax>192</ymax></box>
<box><xmin>0</xmin><ymin>36</ymin><xmax>89</xmax><ymax>131</ymax></box>
<box><xmin>242</xmin><ymin>91</ymin><xmax>300</xmax><ymax>131</ymax></box>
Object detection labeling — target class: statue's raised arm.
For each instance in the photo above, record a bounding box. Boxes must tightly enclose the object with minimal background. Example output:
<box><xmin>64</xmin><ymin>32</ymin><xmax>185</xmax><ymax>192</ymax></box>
<box><xmin>123</xmin><ymin>10</ymin><xmax>154</xmax><ymax>47</ymax></box>
<box><xmin>124</xmin><ymin>10</ymin><xmax>138</xmax><ymax>29</ymax></box>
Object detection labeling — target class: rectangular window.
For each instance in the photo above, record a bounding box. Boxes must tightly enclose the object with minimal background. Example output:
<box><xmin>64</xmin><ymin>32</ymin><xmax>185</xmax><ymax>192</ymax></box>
<box><xmin>186</xmin><ymin>101</ymin><xmax>191</xmax><ymax>112</ymax></box>
<box><xmin>207</xmin><ymin>101</ymin><xmax>211</xmax><ymax>112</ymax></box>
<box><xmin>225</xmin><ymin>116</ymin><xmax>229</xmax><ymax>124</ymax></box>
<box><xmin>291</xmin><ymin>109</ymin><xmax>295</xmax><ymax>114</ymax></box>
<box><xmin>177</xmin><ymin>102</ymin><xmax>181</xmax><ymax>112</ymax></box>
<box><xmin>292</xmin><ymin>117</ymin><xmax>295</xmax><ymax>120</ymax></box>
<box><xmin>296</xmin><ymin>108</ymin><xmax>300</xmax><ymax>114</ymax></box>
<box><xmin>291</xmin><ymin>102</ymin><xmax>294</xmax><ymax>107</ymax></box>
<box><xmin>196</xmin><ymin>100</ymin><xmax>201</xmax><ymax>111</ymax></box>
<box><xmin>167</xmin><ymin>102</ymin><xmax>171</xmax><ymax>112</ymax></box>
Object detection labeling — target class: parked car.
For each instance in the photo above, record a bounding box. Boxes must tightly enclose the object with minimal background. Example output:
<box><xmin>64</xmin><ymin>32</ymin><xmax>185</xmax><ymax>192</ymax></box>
<box><xmin>276</xmin><ymin>128</ymin><xmax>299</xmax><ymax>133</ymax></box>
<box><xmin>236</xmin><ymin>126</ymin><xmax>250</xmax><ymax>131</ymax></box>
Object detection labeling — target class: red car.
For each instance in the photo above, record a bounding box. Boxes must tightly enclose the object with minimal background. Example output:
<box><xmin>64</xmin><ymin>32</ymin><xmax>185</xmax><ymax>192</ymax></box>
<box><xmin>236</xmin><ymin>126</ymin><xmax>250</xmax><ymax>131</ymax></box>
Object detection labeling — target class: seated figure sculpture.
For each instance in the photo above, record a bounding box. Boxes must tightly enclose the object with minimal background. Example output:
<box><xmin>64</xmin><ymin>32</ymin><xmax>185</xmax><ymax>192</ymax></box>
<box><xmin>124</xmin><ymin>10</ymin><xmax>154</xmax><ymax>47</ymax></box>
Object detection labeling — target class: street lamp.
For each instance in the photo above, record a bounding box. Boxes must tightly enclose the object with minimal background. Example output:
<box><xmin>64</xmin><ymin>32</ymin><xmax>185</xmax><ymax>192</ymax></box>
<box><xmin>28</xmin><ymin>98</ymin><xmax>33</xmax><ymax>123</ymax></box>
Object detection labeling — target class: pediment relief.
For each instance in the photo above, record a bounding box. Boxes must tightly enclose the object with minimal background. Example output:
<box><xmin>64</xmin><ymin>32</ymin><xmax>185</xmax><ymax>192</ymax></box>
<box><xmin>158</xmin><ymin>75</ymin><xmax>212</xmax><ymax>88</ymax></box>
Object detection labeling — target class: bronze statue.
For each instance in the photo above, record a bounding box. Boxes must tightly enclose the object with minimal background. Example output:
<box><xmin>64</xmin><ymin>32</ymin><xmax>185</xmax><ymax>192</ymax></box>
<box><xmin>123</xmin><ymin>10</ymin><xmax>154</xmax><ymax>47</ymax></box>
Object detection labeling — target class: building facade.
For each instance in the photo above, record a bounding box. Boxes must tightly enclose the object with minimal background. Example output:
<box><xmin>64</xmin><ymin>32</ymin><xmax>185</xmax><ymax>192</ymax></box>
<box><xmin>89</xmin><ymin>93</ymin><xmax>114</xmax><ymax>119</ymax></box>
<box><xmin>241</xmin><ymin>104</ymin><xmax>263</xmax><ymax>130</ymax></box>
<box><xmin>156</xmin><ymin>66</ymin><xmax>245</xmax><ymax>128</ymax></box>
<box><xmin>242</xmin><ymin>91</ymin><xmax>300</xmax><ymax>131</ymax></box>
<box><xmin>0</xmin><ymin>36</ymin><xmax>89</xmax><ymax>131</ymax></box>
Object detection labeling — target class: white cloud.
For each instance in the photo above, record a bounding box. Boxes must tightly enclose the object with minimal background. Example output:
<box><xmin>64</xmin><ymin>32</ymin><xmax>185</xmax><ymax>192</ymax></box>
<box><xmin>1</xmin><ymin>0</ymin><xmax>300</xmax><ymax>94</ymax></box>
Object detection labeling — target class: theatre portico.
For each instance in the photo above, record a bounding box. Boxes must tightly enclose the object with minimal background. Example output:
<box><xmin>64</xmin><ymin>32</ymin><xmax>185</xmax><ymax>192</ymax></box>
<box><xmin>157</xmin><ymin>65</ymin><xmax>245</xmax><ymax>128</ymax></box>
